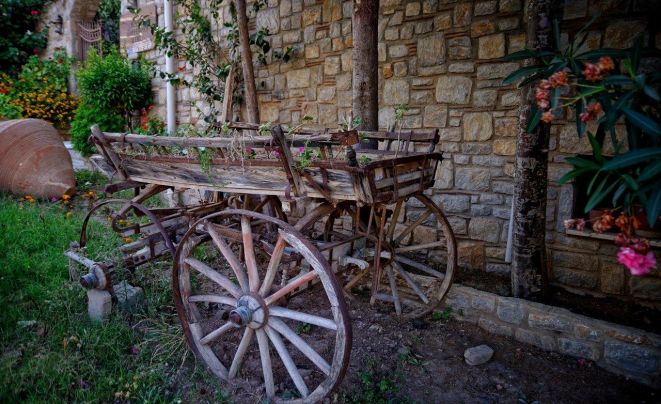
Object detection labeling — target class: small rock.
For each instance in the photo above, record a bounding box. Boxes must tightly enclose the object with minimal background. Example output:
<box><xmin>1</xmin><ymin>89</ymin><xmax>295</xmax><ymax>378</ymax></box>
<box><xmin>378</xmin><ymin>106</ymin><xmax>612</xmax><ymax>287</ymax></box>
<box><xmin>113</xmin><ymin>280</ymin><xmax>145</xmax><ymax>312</ymax></box>
<box><xmin>464</xmin><ymin>344</ymin><xmax>494</xmax><ymax>366</ymax></box>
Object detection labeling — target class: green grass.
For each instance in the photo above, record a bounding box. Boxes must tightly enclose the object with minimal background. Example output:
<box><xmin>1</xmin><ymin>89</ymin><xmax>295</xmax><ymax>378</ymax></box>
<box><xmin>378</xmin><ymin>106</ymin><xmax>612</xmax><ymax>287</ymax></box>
<box><xmin>0</xmin><ymin>194</ymin><xmax>227</xmax><ymax>402</ymax></box>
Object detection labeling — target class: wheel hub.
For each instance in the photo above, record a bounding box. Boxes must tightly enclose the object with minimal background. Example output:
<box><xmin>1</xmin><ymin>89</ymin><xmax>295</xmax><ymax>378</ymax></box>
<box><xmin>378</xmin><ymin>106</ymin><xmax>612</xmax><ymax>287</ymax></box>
<box><xmin>229</xmin><ymin>294</ymin><xmax>268</xmax><ymax>329</ymax></box>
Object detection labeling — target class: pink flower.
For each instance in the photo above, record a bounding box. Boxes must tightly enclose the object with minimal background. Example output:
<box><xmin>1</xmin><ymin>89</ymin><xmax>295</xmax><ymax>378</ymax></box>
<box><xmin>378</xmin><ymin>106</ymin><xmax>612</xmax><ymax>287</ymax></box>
<box><xmin>273</xmin><ymin>150</ymin><xmax>280</xmax><ymax>158</ymax></box>
<box><xmin>31</xmin><ymin>10</ymin><xmax>39</xmax><ymax>16</ymax></box>
<box><xmin>299</xmin><ymin>147</ymin><xmax>305</xmax><ymax>153</ymax></box>
<box><xmin>575</xmin><ymin>218</ymin><xmax>586</xmax><ymax>231</ymax></box>
<box><xmin>617</xmin><ymin>247</ymin><xmax>657</xmax><ymax>276</ymax></box>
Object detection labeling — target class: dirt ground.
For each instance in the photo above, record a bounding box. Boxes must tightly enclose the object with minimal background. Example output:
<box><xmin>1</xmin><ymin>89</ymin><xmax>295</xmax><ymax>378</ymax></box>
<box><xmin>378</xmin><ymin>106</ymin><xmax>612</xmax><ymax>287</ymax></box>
<box><xmin>332</xmin><ymin>292</ymin><xmax>658</xmax><ymax>403</ymax></box>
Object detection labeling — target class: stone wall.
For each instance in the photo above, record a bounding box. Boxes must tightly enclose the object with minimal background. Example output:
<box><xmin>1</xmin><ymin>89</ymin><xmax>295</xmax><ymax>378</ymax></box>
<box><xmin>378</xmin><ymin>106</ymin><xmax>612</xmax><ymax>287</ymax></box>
<box><xmin>128</xmin><ymin>0</ymin><xmax>661</xmax><ymax>308</ymax></box>
<box><xmin>40</xmin><ymin>0</ymin><xmax>102</xmax><ymax>59</ymax></box>
<box><xmin>445</xmin><ymin>284</ymin><xmax>661</xmax><ymax>387</ymax></box>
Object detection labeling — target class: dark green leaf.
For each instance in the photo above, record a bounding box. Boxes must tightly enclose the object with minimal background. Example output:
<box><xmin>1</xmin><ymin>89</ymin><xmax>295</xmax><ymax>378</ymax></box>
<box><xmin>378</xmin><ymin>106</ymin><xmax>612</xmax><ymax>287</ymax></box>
<box><xmin>620</xmin><ymin>174</ymin><xmax>639</xmax><ymax>191</ymax></box>
<box><xmin>502</xmin><ymin>66</ymin><xmax>546</xmax><ymax>85</ymax></box>
<box><xmin>576</xmin><ymin>48</ymin><xmax>628</xmax><ymax>59</ymax></box>
<box><xmin>645</xmin><ymin>186</ymin><xmax>661</xmax><ymax>227</ymax></box>
<box><xmin>602</xmin><ymin>148</ymin><xmax>661</xmax><ymax>170</ymax></box>
<box><xmin>638</xmin><ymin>160</ymin><xmax>661</xmax><ymax>182</ymax></box>
<box><xmin>602</xmin><ymin>75</ymin><xmax>634</xmax><ymax>86</ymax></box>
<box><xmin>587</xmin><ymin>132</ymin><xmax>603</xmax><ymax>162</ymax></box>
<box><xmin>612</xmin><ymin>183</ymin><xmax>627</xmax><ymax>206</ymax></box>
<box><xmin>558</xmin><ymin>167</ymin><xmax>593</xmax><ymax>184</ymax></box>
<box><xmin>575</xmin><ymin>98</ymin><xmax>585</xmax><ymax>136</ymax></box>
<box><xmin>552</xmin><ymin>18</ymin><xmax>561</xmax><ymax>51</ymax></box>
<box><xmin>622</xmin><ymin>108</ymin><xmax>661</xmax><ymax>136</ymax></box>
<box><xmin>585</xmin><ymin>176</ymin><xmax>618</xmax><ymax>212</ymax></box>
<box><xmin>566</xmin><ymin>156</ymin><xmax>601</xmax><ymax>170</ymax></box>
<box><xmin>526</xmin><ymin>106</ymin><xmax>541</xmax><ymax>133</ymax></box>
<box><xmin>643</xmin><ymin>85</ymin><xmax>661</xmax><ymax>101</ymax></box>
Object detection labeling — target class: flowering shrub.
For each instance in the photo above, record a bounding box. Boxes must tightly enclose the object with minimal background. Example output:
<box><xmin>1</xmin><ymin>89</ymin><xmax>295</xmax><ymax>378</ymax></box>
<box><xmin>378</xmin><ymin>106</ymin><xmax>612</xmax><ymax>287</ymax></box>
<box><xmin>5</xmin><ymin>53</ymin><xmax>78</xmax><ymax>128</ymax></box>
<box><xmin>0</xmin><ymin>0</ymin><xmax>49</xmax><ymax>75</ymax></box>
<box><xmin>136</xmin><ymin>106</ymin><xmax>166</xmax><ymax>135</ymax></box>
<box><xmin>0</xmin><ymin>93</ymin><xmax>22</xmax><ymax>119</ymax></box>
<box><xmin>70</xmin><ymin>103</ymin><xmax>124</xmax><ymax>156</ymax></box>
<box><xmin>506</xmin><ymin>19</ymin><xmax>660</xmax><ymax>276</ymax></box>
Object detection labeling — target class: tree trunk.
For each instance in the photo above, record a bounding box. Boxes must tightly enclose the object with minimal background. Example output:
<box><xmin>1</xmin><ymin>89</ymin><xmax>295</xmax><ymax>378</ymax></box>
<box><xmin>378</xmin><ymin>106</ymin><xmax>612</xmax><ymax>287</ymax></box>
<box><xmin>511</xmin><ymin>0</ymin><xmax>562</xmax><ymax>300</ymax></box>
<box><xmin>352</xmin><ymin>0</ymin><xmax>379</xmax><ymax>147</ymax></box>
<box><xmin>235</xmin><ymin>0</ymin><xmax>260</xmax><ymax>123</ymax></box>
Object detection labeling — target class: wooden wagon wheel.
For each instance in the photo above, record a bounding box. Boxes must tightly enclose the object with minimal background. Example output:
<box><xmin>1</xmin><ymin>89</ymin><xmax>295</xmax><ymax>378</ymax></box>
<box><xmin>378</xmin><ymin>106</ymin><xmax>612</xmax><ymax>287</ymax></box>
<box><xmin>370</xmin><ymin>193</ymin><xmax>457</xmax><ymax>319</ymax></box>
<box><xmin>173</xmin><ymin>210</ymin><xmax>351</xmax><ymax>403</ymax></box>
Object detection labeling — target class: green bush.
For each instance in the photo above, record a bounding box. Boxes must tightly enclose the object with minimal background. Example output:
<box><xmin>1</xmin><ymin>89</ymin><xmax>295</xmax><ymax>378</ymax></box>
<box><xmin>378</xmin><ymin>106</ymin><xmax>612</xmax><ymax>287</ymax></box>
<box><xmin>0</xmin><ymin>93</ymin><xmax>22</xmax><ymax>119</ymax></box>
<box><xmin>70</xmin><ymin>103</ymin><xmax>124</xmax><ymax>156</ymax></box>
<box><xmin>76</xmin><ymin>48</ymin><xmax>152</xmax><ymax>119</ymax></box>
<box><xmin>71</xmin><ymin>48</ymin><xmax>152</xmax><ymax>154</ymax></box>
<box><xmin>0</xmin><ymin>0</ymin><xmax>49</xmax><ymax>76</ymax></box>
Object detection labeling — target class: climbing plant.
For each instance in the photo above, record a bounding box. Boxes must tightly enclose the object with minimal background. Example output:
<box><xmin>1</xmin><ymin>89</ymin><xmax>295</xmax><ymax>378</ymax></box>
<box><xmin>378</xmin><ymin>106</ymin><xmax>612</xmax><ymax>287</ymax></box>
<box><xmin>136</xmin><ymin>0</ymin><xmax>280</xmax><ymax>127</ymax></box>
<box><xmin>0</xmin><ymin>0</ymin><xmax>50</xmax><ymax>76</ymax></box>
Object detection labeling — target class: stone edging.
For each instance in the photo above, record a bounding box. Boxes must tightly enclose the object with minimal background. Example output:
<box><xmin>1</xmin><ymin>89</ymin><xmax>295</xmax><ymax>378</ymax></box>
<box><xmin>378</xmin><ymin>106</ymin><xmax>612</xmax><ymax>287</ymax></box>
<box><xmin>443</xmin><ymin>284</ymin><xmax>661</xmax><ymax>388</ymax></box>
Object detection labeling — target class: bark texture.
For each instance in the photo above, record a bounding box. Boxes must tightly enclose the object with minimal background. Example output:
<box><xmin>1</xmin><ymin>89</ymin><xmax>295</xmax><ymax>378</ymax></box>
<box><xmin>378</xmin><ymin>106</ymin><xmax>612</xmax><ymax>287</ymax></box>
<box><xmin>352</xmin><ymin>0</ymin><xmax>379</xmax><ymax>147</ymax></box>
<box><xmin>235</xmin><ymin>0</ymin><xmax>260</xmax><ymax>123</ymax></box>
<box><xmin>511</xmin><ymin>0</ymin><xmax>562</xmax><ymax>299</ymax></box>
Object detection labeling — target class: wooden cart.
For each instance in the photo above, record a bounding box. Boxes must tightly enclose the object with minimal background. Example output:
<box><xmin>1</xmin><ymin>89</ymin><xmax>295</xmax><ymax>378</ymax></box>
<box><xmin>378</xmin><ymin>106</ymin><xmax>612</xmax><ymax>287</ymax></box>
<box><xmin>68</xmin><ymin>122</ymin><xmax>457</xmax><ymax>403</ymax></box>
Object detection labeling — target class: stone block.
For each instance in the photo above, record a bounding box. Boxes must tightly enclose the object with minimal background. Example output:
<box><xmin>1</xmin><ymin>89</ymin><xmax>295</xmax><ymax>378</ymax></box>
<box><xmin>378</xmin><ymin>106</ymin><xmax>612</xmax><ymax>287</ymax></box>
<box><xmin>472</xmin><ymin>89</ymin><xmax>498</xmax><ymax>107</ymax></box>
<box><xmin>472</xmin><ymin>294</ymin><xmax>496</xmax><ymax>312</ymax></box>
<box><xmin>515</xmin><ymin>328</ymin><xmax>556</xmax><ymax>351</ymax></box>
<box><xmin>423</xmin><ymin>104</ymin><xmax>448</xmax><ymax>127</ymax></box>
<box><xmin>434</xmin><ymin>159</ymin><xmax>453</xmax><ymax>189</ymax></box>
<box><xmin>558</xmin><ymin>338</ymin><xmax>600</xmax><ymax>361</ymax></box>
<box><xmin>383</xmin><ymin>79</ymin><xmax>410</xmax><ymax>105</ymax></box>
<box><xmin>500</xmin><ymin>91</ymin><xmax>519</xmax><ymax>106</ymax></box>
<box><xmin>574</xmin><ymin>323</ymin><xmax>601</xmax><ymax>341</ymax></box>
<box><xmin>324</xmin><ymin>56</ymin><xmax>341</xmax><ymax>75</ymax></box>
<box><xmin>286</xmin><ymin>68</ymin><xmax>310</xmax><ymax>88</ymax></box>
<box><xmin>405</xmin><ymin>2</ymin><xmax>421</xmax><ymax>16</ymax></box>
<box><xmin>458</xmin><ymin>240</ymin><xmax>485</xmax><ymax>270</ymax></box>
<box><xmin>528</xmin><ymin>312</ymin><xmax>572</xmax><ymax>333</ymax></box>
<box><xmin>438</xmin><ymin>194</ymin><xmax>470</xmax><ymax>213</ymax></box>
<box><xmin>604</xmin><ymin>341</ymin><xmax>660</xmax><ymax>374</ymax></box>
<box><xmin>469</xmin><ymin>217</ymin><xmax>501</xmax><ymax>243</ymax></box>
<box><xmin>449</xmin><ymin>62</ymin><xmax>475</xmax><ymax>73</ymax></box>
<box><xmin>453</xmin><ymin>2</ymin><xmax>472</xmax><ymax>27</ymax></box>
<box><xmin>113</xmin><ymin>280</ymin><xmax>145</xmax><ymax>312</ymax></box>
<box><xmin>448</xmin><ymin>36</ymin><xmax>472</xmax><ymax>60</ymax></box>
<box><xmin>87</xmin><ymin>289</ymin><xmax>112</xmax><ymax>321</ymax></box>
<box><xmin>393</xmin><ymin>61</ymin><xmax>407</xmax><ymax>76</ymax></box>
<box><xmin>471</xmin><ymin>20</ymin><xmax>496</xmax><ymax>37</ymax></box>
<box><xmin>478</xmin><ymin>317</ymin><xmax>513</xmax><ymax>337</ymax></box>
<box><xmin>499</xmin><ymin>0</ymin><xmax>521</xmax><ymax>13</ymax></box>
<box><xmin>494</xmin><ymin>117</ymin><xmax>518</xmax><ymax>137</ymax></box>
<box><xmin>600</xmin><ymin>260</ymin><xmax>626</xmax><ymax>295</ymax></box>
<box><xmin>389</xmin><ymin>11</ymin><xmax>403</xmax><ymax>26</ymax></box>
<box><xmin>496</xmin><ymin>298</ymin><xmax>526</xmax><ymax>324</ymax></box>
<box><xmin>493</xmin><ymin>139</ymin><xmax>516</xmax><ymax>155</ymax></box>
<box><xmin>455</xmin><ymin>167</ymin><xmax>490</xmax><ymax>191</ymax></box>
<box><xmin>304</xmin><ymin>45</ymin><xmax>319</xmax><ymax>59</ymax></box>
<box><xmin>412</xmin><ymin>90</ymin><xmax>433</xmax><ymax>104</ymax></box>
<box><xmin>604</xmin><ymin>20</ymin><xmax>646</xmax><ymax>49</ymax></box>
<box><xmin>257</xmin><ymin>8</ymin><xmax>280</xmax><ymax>34</ymax></box>
<box><xmin>435</xmin><ymin>76</ymin><xmax>473</xmax><ymax>104</ymax></box>
<box><xmin>476</xmin><ymin>62</ymin><xmax>519</xmax><ymax>79</ymax></box>
<box><xmin>418</xmin><ymin>33</ymin><xmax>445</xmax><ymax>67</ymax></box>
<box><xmin>478</xmin><ymin>33</ymin><xmax>505</xmax><ymax>59</ymax></box>
<box><xmin>553</xmin><ymin>267</ymin><xmax>599</xmax><ymax>289</ymax></box>
<box><xmin>475</xmin><ymin>1</ymin><xmax>497</xmax><ymax>16</ymax></box>
<box><xmin>498</xmin><ymin>16</ymin><xmax>519</xmax><ymax>30</ymax></box>
<box><xmin>463</xmin><ymin>112</ymin><xmax>493</xmax><ymax>141</ymax></box>
<box><xmin>552</xmin><ymin>251</ymin><xmax>599</xmax><ymax>272</ymax></box>
<box><xmin>465</xmin><ymin>344</ymin><xmax>494</xmax><ymax>365</ymax></box>
<box><xmin>434</xmin><ymin>12</ymin><xmax>452</xmax><ymax>30</ymax></box>
<box><xmin>508</xmin><ymin>32</ymin><xmax>526</xmax><ymax>52</ymax></box>
<box><xmin>302</xmin><ymin>6</ymin><xmax>321</xmax><ymax>26</ymax></box>
<box><xmin>384</xmin><ymin>27</ymin><xmax>399</xmax><ymax>41</ymax></box>
<box><xmin>389</xmin><ymin>44</ymin><xmax>409</xmax><ymax>58</ymax></box>
<box><xmin>630</xmin><ymin>276</ymin><xmax>661</xmax><ymax>300</ymax></box>
<box><xmin>471</xmin><ymin>204</ymin><xmax>492</xmax><ymax>216</ymax></box>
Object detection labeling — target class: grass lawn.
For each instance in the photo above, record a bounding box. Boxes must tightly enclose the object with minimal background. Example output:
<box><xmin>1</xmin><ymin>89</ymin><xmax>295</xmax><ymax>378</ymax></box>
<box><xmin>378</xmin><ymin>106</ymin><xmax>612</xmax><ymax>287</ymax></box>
<box><xmin>0</xmin><ymin>188</ymin><xmax>227</xmax><ymax>402</ymax></box>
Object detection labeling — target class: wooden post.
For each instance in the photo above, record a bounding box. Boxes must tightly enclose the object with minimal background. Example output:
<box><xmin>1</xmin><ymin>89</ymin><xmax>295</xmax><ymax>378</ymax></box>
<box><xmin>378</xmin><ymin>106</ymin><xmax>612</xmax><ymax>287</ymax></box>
<box><xmin>235</xmin><ymin>0</ymin><xmax>260</xmax><ymax>123</ymax></box>
<box><xmin>511</xmin><ymin>0</ymin><xmax>562</xmax><ymax>300</ymax></box>
<box><xmin>352</xmin><ymin>0</ymin><xmax>379</xmax><ymax>148</ymax></box>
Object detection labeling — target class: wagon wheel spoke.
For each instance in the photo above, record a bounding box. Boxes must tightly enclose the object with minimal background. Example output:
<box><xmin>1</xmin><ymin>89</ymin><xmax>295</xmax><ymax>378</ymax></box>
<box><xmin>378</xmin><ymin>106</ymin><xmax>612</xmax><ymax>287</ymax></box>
<box><xmin>386</xmin><ymin>266</ymin><xmax>402</xmax><ymax>315</ymax></box>
<box><xmin>268</xmin><ymin>318</ymin><xmax>331</xmax><ymax>376</ymax></box>
<box><xmin>393</xmin><ymin>209</ymin><xmax>431</xmax><ymax>245</ymax></box>
<box><xmin>207</xmin><ymin>223</ymin><xmax>249</xmax><ymax>292</ymax></box>
<box><xmin>259</xmin><ymin>235</ymin><xmax>286</xmax><ymax>296</ymax></box>
<box><xmin>393</xmin><ymin>262</ymin><xmax>429</xmax><ymax>304</ymax></box>
<box><xmin>269</xmin><ymin>305</ymin><xmax>337</xmax><ymax>330</ymax></box>
<box><xmin>265</xmin><ymin>326</ymin><xmax>310</xmax><ymax>398</ymax></box>
<box><xmin>256</xmin><ymin>328</ymin><xmax>276</xmax><ymax>398</ymax></box>
<box><xmin>241</xmin><ymin>216</ymin><xmax>261</xmax><ymax>293</ymax></box>
<box><xmin>200</xmin><ymin>322</ymin><xmax>237</xmax><ymax>345</ymax></box>
<box><xmin>265</xmin><ymin>270</ymin><xmax>318</xmax><ymax>306</ymax></box>
<box><xmin>386</xmin><ymin>200</ymin><xmax>403</xmax><ymax>241</ymax></box>
<box><xmin>184</xmin><ymin>257</ymin><xmax>243</xmax><ymax>298</ymax></box>
<box><xmin>229</xmin><ymin>327</ymin><xmax>254</xmax><ymax>379</ymax></box>
<box><xmin>188</xmin><ymin>294</ymin><xmax>237</xmax><ymax>307</ymax></box>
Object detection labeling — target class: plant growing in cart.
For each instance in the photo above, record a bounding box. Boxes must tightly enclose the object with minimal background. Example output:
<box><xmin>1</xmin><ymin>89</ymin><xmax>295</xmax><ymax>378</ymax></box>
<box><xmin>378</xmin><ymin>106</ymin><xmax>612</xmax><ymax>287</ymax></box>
<box><xmin>505</xmin><ymin>18</ymin><xmax>661</xmax><ymax>275</ymax></box>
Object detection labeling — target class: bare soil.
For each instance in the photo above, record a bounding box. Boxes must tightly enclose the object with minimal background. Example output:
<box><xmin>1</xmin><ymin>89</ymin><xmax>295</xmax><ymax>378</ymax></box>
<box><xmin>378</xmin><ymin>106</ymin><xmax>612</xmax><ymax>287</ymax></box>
<box><xmin>335</xmin><ymin>291</ymin><xmax>658</xmax><ymax>403</ymax></box>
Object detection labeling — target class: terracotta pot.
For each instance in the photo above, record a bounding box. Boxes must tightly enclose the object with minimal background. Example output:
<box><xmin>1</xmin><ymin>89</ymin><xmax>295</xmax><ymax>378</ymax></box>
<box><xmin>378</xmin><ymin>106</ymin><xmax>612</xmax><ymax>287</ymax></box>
<box><xmin>0</xmin><ymin>119</ymin><xmax>76</xmax><ymax>198</ymax></box>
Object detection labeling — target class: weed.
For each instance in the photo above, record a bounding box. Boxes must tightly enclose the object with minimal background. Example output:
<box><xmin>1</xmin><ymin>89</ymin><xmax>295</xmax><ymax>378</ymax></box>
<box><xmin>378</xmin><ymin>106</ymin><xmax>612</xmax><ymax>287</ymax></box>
<box><xmin>295</xmin><ymin>322</ymin><xmax>312</xmax><ymax>334</ymax></box>
<box><xmin>342</xmin><ymin>357</ymin><xmax>404</xmax><ymax>403</ymax></box>
<box><xmin>430</xmin><ymin>306</ymin><xmax>453</xmax><ymax>322</ymax></box>
<box><xmin>74</xmin><ymin>169</ymin><xmax>108</xmax><ymax>192</ymax></box>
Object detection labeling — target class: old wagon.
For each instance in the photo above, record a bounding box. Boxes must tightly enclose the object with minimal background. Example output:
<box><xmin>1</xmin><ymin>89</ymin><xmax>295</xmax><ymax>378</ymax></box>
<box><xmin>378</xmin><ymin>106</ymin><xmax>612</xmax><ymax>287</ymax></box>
<box><xmin>67</xmin><ymin>122</ymin><xmax>457</xmax><ymax>403</ymax></box>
